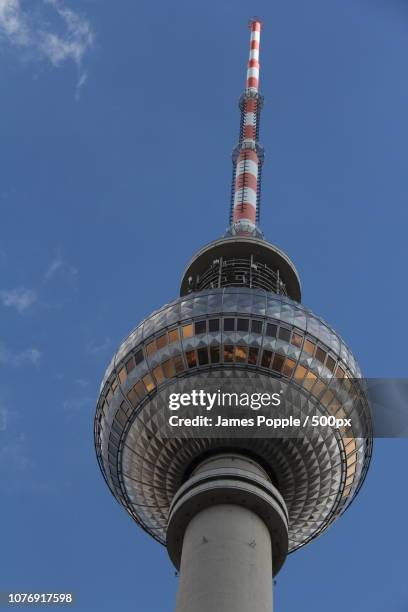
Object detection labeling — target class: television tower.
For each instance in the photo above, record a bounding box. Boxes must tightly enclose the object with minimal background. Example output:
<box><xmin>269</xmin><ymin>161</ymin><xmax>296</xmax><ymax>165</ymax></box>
<box><xmin>94</xmin><ymin>19</ymin><xmax>373</xmax><ymax>612</ymax></box>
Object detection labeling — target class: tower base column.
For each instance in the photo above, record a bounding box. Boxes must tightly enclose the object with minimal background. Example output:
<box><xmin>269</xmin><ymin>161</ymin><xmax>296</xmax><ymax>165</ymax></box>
<box><xmin>167</xmin><ymin>453</ymin><xmax>288</xmax><ymax>612</ymax></box>
<box><xmin>175</xmin><ymin>503</ymin><xmax>273</xmax><ymax>612</ymax></box>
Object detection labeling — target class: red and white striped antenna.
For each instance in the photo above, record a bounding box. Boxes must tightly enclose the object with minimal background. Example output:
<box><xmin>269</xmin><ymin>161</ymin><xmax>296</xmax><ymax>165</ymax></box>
<box><xmin>229</xmin><ymin>18</ymin><xmax>265</xmax><ymax>236</ymax></box>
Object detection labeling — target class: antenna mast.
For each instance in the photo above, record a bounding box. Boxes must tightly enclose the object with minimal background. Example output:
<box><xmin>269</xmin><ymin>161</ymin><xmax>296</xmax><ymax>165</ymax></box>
<box><xmin>229</xmin><ymin>18</ymin><xmax>264</xmax><ymax>236</ymax></box>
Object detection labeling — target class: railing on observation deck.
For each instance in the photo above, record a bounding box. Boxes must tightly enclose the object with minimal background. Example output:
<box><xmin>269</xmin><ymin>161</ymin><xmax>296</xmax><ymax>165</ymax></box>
<box><xmin>187</xmin><ymin>256</ymin><xmax>288</xmax><ymax>296</ymax></box>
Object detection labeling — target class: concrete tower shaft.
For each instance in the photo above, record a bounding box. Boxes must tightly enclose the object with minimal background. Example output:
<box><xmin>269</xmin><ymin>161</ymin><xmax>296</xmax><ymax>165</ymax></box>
<box><xmin>168</xmin><ymin>454</ymin><xmax>288</xmax><ymax>612</ymax></box>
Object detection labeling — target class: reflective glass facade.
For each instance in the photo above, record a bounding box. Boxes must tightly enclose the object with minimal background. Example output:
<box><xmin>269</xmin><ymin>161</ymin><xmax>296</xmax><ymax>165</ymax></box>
<box><xmin>94</xmin><ymin>287</ymin><xmax>372</xmax><ymax>553</ymax></box>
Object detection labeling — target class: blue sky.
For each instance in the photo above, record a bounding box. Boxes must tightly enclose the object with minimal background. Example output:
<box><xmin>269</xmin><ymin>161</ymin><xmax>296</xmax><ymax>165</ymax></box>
<box><xmin>0</xmin><ymin>0</ymin><xmax>407</xmax><ymax>610</ymax></box>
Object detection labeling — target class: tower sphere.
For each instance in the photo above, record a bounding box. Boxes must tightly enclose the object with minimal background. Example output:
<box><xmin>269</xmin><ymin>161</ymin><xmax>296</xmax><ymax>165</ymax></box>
<box><xmin>95</xmin><ymin>283</ymin><xmax>372</xmax><ymax>558</ymax></box>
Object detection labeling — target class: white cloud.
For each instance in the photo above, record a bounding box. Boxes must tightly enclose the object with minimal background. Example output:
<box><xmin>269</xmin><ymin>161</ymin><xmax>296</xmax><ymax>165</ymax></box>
<box><xmin>0</xmin><ymin>287</ymin><xmax>37</xmax><ymax>313</ymax></box>
<box><xmin>0</xmin><ymin>432</ymin><xmax>31</xmax><ymax>471</ymax></box>
<box><xmin>44</xmin><ymin>253</ymin><xmax>78</xmax><ymax>282</ymax></box>
<box><xmin>41</xmin><ymin>0</ymin><xmax>94</xmax><ymax>68</ymax></box>
<box><xmin>0</xmin><ymin>0</ymin><xmax>94</xmax><ymax>87</ymax></box>
<box><xmin>86</xmin><ymin>336</ymin><xmax>111</xmax><ymax>355</ymax></box>
<box><xmin>0</xmin><ymin>0</ymin><xmax>28</xmax><ymax>44</ymax></box>
<box><xmin>75</xmin><ymin>378</ymin><xmax>89</xmax><ymax>388</ymax></box>
<box><xmin>0</xmin><ymin>343</ymin><xmax>41</xmax><ymax>367</ymax></box>
<box><xmin>0</xmin><ymin>402</ymin><xmax>20</xmax><ymax>431</ymax></box>
<box><xmin>63</xmin><ymin>396</ymin><xmax>92</xmax><ymax>412</ymax></box>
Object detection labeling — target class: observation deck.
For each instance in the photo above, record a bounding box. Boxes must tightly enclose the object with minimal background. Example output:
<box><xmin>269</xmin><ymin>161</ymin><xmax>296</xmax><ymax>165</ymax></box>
<box><xmin>180</xmin><ymin>236</ymin><xmax>302</xmax><ymax>302</ymax></box>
